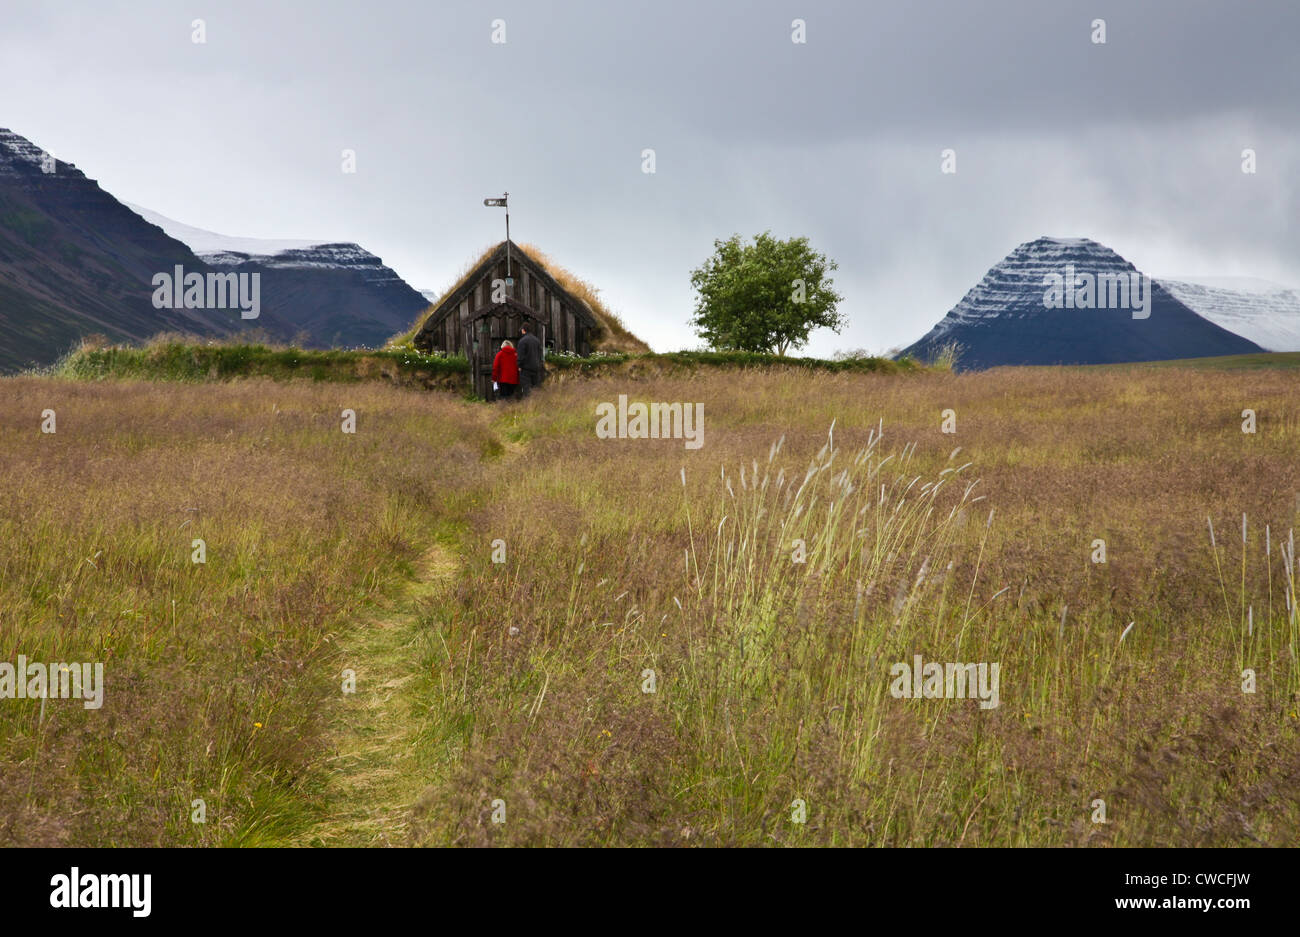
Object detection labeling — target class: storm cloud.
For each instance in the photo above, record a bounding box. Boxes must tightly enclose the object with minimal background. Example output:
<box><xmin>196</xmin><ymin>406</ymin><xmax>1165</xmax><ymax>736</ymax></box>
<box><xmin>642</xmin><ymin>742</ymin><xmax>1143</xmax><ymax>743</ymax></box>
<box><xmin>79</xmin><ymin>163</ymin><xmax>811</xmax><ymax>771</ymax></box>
<box><xmin>3</xmin><ymin>0</ymin><xmax>1296</xmax><ymax>354</ymax></box>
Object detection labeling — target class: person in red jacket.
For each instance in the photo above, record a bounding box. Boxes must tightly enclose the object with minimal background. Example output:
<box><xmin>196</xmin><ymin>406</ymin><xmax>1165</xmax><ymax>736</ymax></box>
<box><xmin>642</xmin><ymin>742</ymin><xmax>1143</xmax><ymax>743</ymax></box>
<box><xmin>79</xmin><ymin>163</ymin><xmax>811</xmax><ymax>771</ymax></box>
<box><xmin>492</xmin><ymin>339</ymin><xmax>519</xmax><ymax>400</ymax></box>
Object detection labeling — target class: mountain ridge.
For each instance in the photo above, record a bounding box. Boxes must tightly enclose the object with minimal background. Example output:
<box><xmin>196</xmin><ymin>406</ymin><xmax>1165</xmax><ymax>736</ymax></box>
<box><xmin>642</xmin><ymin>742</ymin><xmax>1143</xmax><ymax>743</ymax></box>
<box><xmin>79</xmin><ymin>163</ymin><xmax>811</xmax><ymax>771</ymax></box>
<box><xmin>902</xmin><ymin>236</ymin><xmax>1264</xmax><ymax>369</ymax></box>
<box><xmin>1155</xmin><ymin>277</ymin><xmax>1300</xmax><ymax>352</ymax></box>
<box><xmin>0</xmin><ymin>128</ymin><xmax>430</xmax><ymax>371</ymax></box>
<box><xmin>0</xmin><ymin>127</ymin><xmax>249</xmax><ymax>371</ymax></box>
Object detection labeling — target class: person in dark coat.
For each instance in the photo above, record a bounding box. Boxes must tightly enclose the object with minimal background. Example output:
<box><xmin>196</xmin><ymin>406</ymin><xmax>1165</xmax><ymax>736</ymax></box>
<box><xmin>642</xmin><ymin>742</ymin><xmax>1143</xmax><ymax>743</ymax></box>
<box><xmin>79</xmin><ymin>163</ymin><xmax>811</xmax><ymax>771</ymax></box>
<box><xmin>492</xmin><ymin>339</ymin><xmax>519</xmax><ymax>400</ymax></box>
<box><xmin>516</xmin><ymin>323</ymin><xmax>544</xmax><ymax>397</ymax></box>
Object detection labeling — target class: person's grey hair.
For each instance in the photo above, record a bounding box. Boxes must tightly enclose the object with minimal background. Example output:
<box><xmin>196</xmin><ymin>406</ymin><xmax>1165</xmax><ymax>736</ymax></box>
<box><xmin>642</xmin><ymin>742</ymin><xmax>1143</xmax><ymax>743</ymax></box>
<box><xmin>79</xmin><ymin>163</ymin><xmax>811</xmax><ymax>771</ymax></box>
<box><xmin>501</xmin><ymin>339</ymin><xmax>514</xmax><ymax>349</ymax></box>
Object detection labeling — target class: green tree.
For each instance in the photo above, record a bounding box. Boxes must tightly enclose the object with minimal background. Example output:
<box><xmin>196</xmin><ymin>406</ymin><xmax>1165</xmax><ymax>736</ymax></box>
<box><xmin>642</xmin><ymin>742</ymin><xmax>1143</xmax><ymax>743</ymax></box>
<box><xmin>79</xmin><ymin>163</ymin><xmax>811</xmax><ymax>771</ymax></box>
<box><xmin>688</xmin><ymin>232</ymin><xmax>845</xmax><ymax>356</ymax></box>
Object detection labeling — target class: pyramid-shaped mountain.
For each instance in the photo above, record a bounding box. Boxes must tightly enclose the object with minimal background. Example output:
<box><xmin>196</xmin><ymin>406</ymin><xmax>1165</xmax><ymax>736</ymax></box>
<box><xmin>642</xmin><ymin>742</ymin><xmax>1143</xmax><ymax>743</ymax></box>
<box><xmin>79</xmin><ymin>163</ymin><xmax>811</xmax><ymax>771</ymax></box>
<box><xmin>902</xmin><ymin>237</ymin><xmax>1263</xmax><ymax>369</ymax></box>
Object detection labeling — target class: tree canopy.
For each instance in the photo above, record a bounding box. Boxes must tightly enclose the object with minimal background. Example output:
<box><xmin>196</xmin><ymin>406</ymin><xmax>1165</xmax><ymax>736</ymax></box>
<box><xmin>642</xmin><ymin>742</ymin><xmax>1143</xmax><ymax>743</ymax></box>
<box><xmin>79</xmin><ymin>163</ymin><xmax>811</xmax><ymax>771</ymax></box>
<box><xmin>688</xmin><ymin>232</ymin><xmax>845</xmax><ymax>356</ymax></box>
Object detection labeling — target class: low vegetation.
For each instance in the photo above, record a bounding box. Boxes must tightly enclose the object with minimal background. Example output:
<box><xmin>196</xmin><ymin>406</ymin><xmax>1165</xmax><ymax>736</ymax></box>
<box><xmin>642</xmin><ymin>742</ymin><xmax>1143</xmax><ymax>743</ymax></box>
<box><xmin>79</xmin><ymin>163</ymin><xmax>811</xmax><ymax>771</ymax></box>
<box><xmin>47</xmin><ymin>336</ymin><xmax>468</xmax><ymax>390</ymax></box>
<box><xmin>544</xmin><ymin>348</ymin><xmax>921</xmax><ymax>378</ymax></box>
<box><xmin>46</xmin><ymin>337</ymin><xmax>920</xmax><ymax>392</ymax></box>
<box><xmin>1102</xmin><ymin>351</ymin><xmax>1300</xmax><ymax>371</ymax></box>
<box><xmin>0</xmin><ymin>377</ymin><xmax>493</xmax><ymax>845</ymax></box>
<box><xmin>3</xmin><ymin>359</ymin><xmax>1298</xmax><ymax>846</ymax></box>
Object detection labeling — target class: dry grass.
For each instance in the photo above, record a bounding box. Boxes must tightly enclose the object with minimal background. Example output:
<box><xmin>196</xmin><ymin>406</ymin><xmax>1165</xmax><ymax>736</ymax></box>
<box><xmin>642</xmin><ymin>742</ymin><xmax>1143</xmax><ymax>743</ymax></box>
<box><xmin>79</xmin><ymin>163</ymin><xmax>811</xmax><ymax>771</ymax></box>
<box><xmin>412</xmin><ymin>364</ymin><xmax>1300</xmax><ymax>846</ymax></box>
<box><xmin>4</xmin><ymin>361</ymin><xmax>1298</xmax><ymax>846</ymax></box>
<box><xmin>0</xmin><ymin>377</ymin><xmax>492</xmax><ymax>845</ymax></box>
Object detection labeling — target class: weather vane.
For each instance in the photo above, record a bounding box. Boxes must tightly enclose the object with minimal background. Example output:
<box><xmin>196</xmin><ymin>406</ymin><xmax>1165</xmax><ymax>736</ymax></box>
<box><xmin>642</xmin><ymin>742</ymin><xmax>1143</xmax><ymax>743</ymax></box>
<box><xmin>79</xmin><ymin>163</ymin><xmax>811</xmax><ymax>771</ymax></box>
<box><xmin>483</xmin><ymin>192</ymin><xmax>510</xmax><ymax>278</ymax></box>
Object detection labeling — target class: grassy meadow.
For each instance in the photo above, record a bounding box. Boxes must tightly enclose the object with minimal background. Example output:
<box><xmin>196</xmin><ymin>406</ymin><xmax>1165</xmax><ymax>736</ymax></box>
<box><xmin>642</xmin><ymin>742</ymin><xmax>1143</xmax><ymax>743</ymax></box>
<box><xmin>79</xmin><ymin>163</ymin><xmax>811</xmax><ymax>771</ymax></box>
<box><xmin>2</xmin><ymin>359</ymin><xmax>1299</xmax><ymax>846</ymax></box>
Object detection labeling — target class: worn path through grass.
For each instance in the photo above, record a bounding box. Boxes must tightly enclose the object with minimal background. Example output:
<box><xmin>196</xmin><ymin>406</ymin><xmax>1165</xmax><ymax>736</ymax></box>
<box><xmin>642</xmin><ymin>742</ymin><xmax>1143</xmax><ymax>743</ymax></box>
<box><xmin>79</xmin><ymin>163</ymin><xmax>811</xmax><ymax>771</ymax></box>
<box><xmin>292</xmin><ymin>542</ymin><xmax>461</xmax><ymax>847</ymax></box>
<box><xmin>293</xmin><ymin>408</ymin><xmax>530</xmax><ymax>847</ymax></box>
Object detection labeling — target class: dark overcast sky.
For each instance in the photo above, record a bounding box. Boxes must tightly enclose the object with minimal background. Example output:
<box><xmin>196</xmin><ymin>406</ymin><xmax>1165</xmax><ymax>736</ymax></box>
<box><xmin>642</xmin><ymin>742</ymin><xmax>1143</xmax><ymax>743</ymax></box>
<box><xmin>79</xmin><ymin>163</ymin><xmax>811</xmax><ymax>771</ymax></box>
<box><xmin>4</xmin><ymin>0</ymin><xmax>1297</xmax><ymax>353</ymax></box>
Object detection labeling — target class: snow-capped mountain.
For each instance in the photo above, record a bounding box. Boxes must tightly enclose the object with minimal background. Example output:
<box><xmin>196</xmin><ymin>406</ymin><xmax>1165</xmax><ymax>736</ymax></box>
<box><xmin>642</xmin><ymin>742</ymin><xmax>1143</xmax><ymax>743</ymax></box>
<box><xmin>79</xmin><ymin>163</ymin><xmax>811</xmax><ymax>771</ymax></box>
<box><xmin>0</xmin><ymin>127</ymin><xmax>245</xmax><ymax>371</ymax></box>
<box><xmin>123</xmin><ymin>203</ymin><xmax>430</xmax><ymax>346</ymax></box>
<box><xmin>0</xmin><ymin>127</ymin><xmax>432</xmax><ymax>369</ymax></box>
<box><xmin>126</xmin><ymin>204</ymin><xmax>394</xmax><ymax>272</ymax></box>
<box><xmin>902</xmin><ymin>237</ymin><xmax>1263</xmax><ymax>369</ymax></box>
<box><xmin>0</xmin><ymin>128</ymin><xmax>60</xmax><ymax>175</ymax></box>
<box><xmin>124</xmin><ymin>203</ymin><xmax>325</xmax><ymax>258</ymax></box>
<box><xmin>1155</xmin><ymin>277</ymin><xmax>1300</xmax><ymax>352</ymax></box>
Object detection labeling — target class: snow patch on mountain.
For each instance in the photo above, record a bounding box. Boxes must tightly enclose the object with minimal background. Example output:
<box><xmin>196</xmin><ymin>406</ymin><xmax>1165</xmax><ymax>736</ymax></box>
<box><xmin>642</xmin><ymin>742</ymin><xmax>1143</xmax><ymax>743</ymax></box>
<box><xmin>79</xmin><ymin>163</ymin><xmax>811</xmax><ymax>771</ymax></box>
<box><xmin>125</xmin><ymin>203</ymin><xmax>380</xmax><ymax>270</ymax></box>
<box><xmin>125</xmin><ymin>203</ymin><xmax>324</xmax><ymax>256</ymax></box>
<box><xmin>0</xmin><ymin>128</ymin><xmax>61</xmax><ymax>174</ymax></box>
<box><xmin>1163</xmin><ymin>276</ymin><xmax>1292</xmax><ymax>295</ymax></box>
<box><xmin>1157</xmin><ymin>277</ymin><xmax>1300</xmax><ymax>351</ymax></box>
<box><xmin>922</xmin><ymin>236</ymin><xmax>1141</xmax><ymax>341</ymax></box>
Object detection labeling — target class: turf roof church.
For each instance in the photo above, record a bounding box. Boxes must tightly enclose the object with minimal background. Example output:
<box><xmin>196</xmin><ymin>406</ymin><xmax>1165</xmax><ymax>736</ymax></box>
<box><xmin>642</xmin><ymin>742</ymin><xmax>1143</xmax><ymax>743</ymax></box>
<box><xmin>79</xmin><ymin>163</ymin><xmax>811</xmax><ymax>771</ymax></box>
<box><xmin>413</xmin><ymin>241</ymin><xmax>600</xmax><ymax>398</ymax></box>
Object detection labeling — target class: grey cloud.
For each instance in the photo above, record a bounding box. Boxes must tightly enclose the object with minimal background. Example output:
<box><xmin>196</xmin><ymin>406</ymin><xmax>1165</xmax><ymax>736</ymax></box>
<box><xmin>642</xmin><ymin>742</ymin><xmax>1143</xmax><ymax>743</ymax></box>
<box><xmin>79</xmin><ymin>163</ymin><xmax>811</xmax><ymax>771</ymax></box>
<box><xmin>1</xmin><ymin>0</ymin><xmax>1295</xmax><ymax>354</ymax></box>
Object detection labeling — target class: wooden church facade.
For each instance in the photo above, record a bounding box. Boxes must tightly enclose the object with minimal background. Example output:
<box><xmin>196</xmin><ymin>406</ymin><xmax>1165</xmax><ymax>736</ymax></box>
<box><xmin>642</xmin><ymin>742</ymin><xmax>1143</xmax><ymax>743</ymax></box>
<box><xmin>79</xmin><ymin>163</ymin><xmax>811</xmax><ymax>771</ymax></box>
<box><xmin>414</xmin><ymin>241</ymin><xmax>600</xmax><ymax>399</ymax></box>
